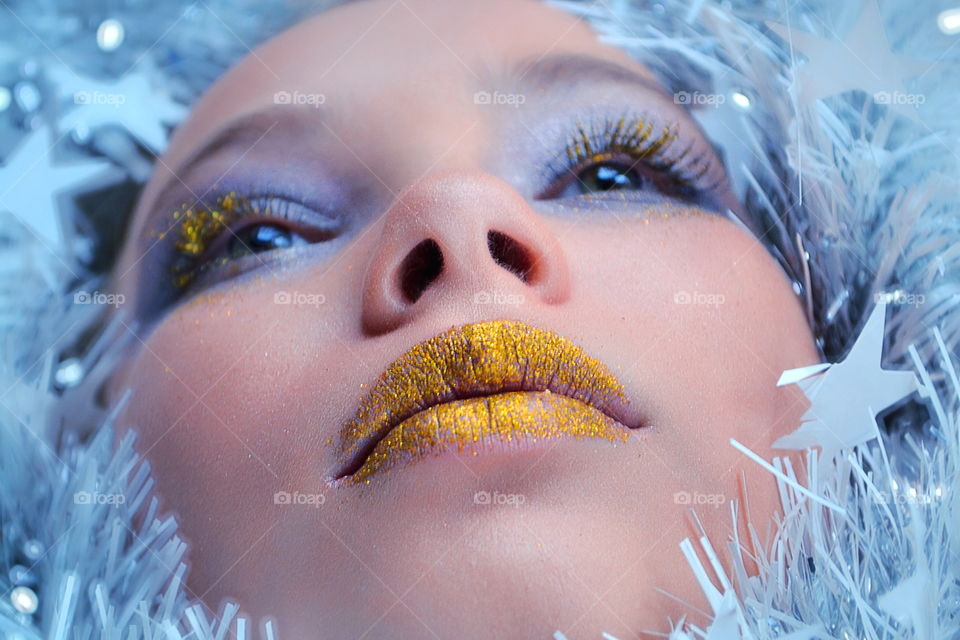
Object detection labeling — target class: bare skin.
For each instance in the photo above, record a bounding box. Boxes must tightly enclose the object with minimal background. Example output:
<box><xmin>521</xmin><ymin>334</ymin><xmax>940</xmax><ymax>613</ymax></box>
<box><xmin>104</xmin><ymin>0</ymin><xmax>820</xmax><ymax>637</ymax></box>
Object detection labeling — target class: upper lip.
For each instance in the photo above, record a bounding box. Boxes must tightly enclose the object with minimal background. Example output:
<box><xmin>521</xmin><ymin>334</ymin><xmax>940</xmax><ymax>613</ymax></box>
<box><xmin>333</xmin><ymin>319</ymin><xmax>642</xmax><ymax>481</ymax></box>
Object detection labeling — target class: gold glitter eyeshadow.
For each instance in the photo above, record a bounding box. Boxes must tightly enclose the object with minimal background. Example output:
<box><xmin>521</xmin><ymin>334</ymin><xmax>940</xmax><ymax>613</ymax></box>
<box><xmin>150</xmin><ymin>191</ymin><xmax>247</xmax><ymax>289</ymax></box>
<box><xmin>151</xmin><ymin>191</ymin><xmax>251</xmax><ymax>288</ymax></box>
<box><xmin>336</xmin><ymin>319</ymin><xmax>634</xmax><ymax>485</ymax></box>
<box><xmin>173</xmin><ymin>193</ymin><xmax>242</xmax><ymax>288</ymax></box>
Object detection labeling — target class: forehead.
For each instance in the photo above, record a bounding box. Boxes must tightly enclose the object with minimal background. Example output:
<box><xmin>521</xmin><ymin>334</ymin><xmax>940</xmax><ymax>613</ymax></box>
<box><xmin>157</xmin><ymin>0</ymin><xmax>648</xmax><ymax>168</ymax></box>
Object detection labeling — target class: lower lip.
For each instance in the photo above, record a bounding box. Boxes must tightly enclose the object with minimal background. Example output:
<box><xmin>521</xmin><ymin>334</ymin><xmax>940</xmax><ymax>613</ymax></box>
<box><xmin>339</xmin><ymin>391</ymin><xmax>630</xmax><ymax>485</ymax></box>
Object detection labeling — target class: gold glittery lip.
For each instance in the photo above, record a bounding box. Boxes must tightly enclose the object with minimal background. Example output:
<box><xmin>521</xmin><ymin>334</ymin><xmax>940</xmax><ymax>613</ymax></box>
<box><xmin>334</xmin><ymin>320</ymin><xmax>639</xmax><ymax>485</ymax></box>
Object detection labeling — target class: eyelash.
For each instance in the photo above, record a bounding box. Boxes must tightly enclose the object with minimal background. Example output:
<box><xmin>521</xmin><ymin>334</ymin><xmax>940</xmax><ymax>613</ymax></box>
<box><xmin>539</xmin><ymin>112</ymin><xmax>722</xmax><ymax>202</ymax></box>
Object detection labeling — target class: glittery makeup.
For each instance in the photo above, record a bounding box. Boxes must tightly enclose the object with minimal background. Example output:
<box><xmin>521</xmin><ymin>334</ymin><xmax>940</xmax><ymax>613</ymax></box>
<box><xmin>335</xmin><ymin>320</ymin><xmax>638</xmax><ymax>485</ymax></box>
<box><xmin>152</xmin><ymin>192</ymin><xmax>245</xmax><ymax>289</ymax></box>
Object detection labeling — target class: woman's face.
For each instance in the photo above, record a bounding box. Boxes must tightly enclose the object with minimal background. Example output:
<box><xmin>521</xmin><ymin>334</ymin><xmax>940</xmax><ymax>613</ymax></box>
<box><xmin>108</xmin><ymin>0</ymin><xmax>819</xmax><ymax>637</ymax></box>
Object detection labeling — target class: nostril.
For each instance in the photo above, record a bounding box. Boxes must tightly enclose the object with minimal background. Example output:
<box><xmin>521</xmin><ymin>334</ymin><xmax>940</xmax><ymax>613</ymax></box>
<box><xmin>399</xmin><ymin>238</ymin><xmax>444</xmax><ymax>303</ymax></box>
<box><xmin>487</xmin><ymin>230</ymin><xmax>535</xmax><ymax>283</ymax></box>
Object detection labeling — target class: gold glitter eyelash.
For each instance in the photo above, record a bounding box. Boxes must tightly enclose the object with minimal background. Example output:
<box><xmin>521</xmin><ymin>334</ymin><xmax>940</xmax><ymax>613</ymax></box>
<box><xmin>567</xmin><ymin>115</ymin><xmax>675</xmax><ymax>163</ymax></box>
<box><xmin>553</xmin><ymin>113</ymin><xmax>714</xmax><ymax>194</ymax></box>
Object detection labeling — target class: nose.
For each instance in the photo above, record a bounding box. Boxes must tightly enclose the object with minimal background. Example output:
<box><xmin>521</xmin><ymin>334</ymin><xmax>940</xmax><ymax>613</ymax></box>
<box><xmin>361</xmin><ymin>169</ymin><xmax>571</xmax><ymax>334</ymax></box>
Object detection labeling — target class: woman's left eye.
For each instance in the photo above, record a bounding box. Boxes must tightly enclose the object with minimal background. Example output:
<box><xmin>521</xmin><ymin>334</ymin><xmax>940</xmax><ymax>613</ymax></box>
<box><xmin>227</xmin><ymin>223</ymin><xmax>306</xmax><ymax>259</ymax></box>
<box><xmin>558</xmin><ymin>159</ymin><xmax>646</xmax><ymax>197</ymax></box>
<box><xmin>537</xmin><ymin>114</ymin><xmax>723</xmax><ymax>206</ymax></box>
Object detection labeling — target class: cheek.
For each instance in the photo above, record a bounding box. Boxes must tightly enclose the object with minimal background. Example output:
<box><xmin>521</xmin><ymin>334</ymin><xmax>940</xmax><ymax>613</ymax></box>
<box><xmin>111</xmin><ymin>260</ymin><xmax>366</xmax><ymax>539</ymax></box>
<box><xmin>557</xmin><ymin>212</ymin><xmax>819</xmax><ymax>575</ymax></box>
<box><xmin>562</xmin><ymin>212</ymin><xmax>818</xmax><ymax>469</ymax></box>
<box><xmin>110</xmin><ymin>265</ymin><xmax>378</xmax><ymax>596</ymax></box>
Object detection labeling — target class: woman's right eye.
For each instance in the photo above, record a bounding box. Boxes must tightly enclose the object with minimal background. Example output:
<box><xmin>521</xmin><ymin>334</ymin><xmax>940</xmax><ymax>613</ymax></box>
<box><xmin>161</xmin><ymin>192</ymin><xmax>344</xmax><ymax>292</ymax></box>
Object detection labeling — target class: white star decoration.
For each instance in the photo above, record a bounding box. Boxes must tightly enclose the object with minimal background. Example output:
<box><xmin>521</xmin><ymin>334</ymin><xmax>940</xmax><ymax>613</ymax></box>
<box><xmin>768</xmin><ymin>0</ymin><xmax>934</xmax><ymax>120</ymax></box>
<box><xmin>0</xmin><ymin>127</ymin><xmax>113</xmax><ymax>255</ymax></box>
<box><xmin>49</xmin><ymin>62</ymin><xmax>187</xmax><ymax>153</ymax></box>
<box><xmin>773</xmin><ymin>301</ymin><xmax>919</xmax><ymax>466</ymax></box>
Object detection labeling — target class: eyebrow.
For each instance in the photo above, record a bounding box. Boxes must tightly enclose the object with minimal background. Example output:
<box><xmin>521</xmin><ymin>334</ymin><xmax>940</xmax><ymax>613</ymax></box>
<box><xmin>509</xmin><ymin>53</ymin><xmax>676</xmax><ymax>102</ymax></box>
<box><xmin>150</xmin><ymin>54</ymin><xmax>675</xmax><ymax>212</ymax></box>
<box><xmin>155</xmin><ymin>105</ymin><xmax>315</xmax><ymax>204</ymax></box>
